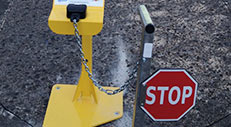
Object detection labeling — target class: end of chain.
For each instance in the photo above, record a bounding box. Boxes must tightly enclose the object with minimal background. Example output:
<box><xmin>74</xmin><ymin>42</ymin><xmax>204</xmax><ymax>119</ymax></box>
<box><xmin>73</xmin><ymin>19</ymin><xmax>77</xmax><ymax>24</ymax></box>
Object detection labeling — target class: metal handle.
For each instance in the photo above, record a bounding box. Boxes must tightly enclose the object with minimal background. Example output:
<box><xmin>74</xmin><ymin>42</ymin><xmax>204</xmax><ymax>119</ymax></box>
<box><xmin>139</xmin><ymin>5</ymin><xmax>155</xmax><ymax>34</ymax></box>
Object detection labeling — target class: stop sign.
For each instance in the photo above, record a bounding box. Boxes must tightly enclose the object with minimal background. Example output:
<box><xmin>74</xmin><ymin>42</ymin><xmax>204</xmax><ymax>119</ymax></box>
<box><xmin>141</xmin><ymin>69</ymin><xmax>198</xmax><ymax>121</ymax></box>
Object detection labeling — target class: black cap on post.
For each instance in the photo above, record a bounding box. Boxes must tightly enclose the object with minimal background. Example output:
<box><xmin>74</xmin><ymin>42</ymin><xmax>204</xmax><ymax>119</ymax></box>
<box><xmin>67</xmin><ymin>4</ymin><xmax>87</xmax><ymax>22</ymax></box>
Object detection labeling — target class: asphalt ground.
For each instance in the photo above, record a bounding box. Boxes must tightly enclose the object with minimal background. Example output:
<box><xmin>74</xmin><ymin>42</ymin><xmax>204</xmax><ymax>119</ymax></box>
<box><xmin>0</xmin><ymin>0</ymin><xmax>231</xmax><ymax>127</ymax></box>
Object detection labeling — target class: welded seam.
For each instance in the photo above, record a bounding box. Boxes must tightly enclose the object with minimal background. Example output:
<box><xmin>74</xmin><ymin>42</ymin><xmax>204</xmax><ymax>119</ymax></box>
<box><xmin>0</xmin><ymin>103</ymin><xmax>34</xmax><ymax>127</ymax></box>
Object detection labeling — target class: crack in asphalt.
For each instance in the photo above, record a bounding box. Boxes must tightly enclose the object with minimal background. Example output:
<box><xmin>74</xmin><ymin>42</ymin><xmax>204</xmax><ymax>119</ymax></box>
<box><xmin>0</xmin><ymin>0</ymin><xmax>14</xmax><ymax>31</ymax></box>
<box><xmin>0</xmin><ymin>103</ymin><xmax>34</xmax><ymax>127</ymax></box>
<box><xmin>206</xmin><ymin>113</ymin><xmax>231</xmax><ymax>127</ymax></box>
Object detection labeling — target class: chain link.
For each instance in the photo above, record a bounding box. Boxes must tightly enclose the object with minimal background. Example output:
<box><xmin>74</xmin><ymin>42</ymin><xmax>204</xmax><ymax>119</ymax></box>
<box><xmin>73</xmin><ymin>19</ymin><xmax>138</xmax><ymax>95</ymax></box>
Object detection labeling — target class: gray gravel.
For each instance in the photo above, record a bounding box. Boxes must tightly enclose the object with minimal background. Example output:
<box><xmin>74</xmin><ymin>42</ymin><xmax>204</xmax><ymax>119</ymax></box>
<box><xmin>0</xmin><ymin>0</ymin><xmax>231</xmax><ymax>127</ymax></box>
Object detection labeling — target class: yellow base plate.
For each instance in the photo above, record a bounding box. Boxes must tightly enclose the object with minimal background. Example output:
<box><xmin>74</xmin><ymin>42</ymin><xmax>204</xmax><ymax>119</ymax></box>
<box><xmin>43</xmin><ymin>84</ymin><xmax>123</xmax><ymax>127</ymax></box>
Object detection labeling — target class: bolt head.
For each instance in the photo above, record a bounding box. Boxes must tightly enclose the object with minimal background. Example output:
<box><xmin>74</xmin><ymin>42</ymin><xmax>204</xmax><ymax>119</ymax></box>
<box><xmin>114</xmin><ymin>112</ymin><xmax>120</xmax><ymax>115</ymax></box>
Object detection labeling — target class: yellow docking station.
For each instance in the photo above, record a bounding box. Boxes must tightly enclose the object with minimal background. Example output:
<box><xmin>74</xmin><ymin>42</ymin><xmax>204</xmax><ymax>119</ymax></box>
<box><xmin>43</xmin><ymin>0</ymin><xmax>123</xmax><ymax>127</ymax></box>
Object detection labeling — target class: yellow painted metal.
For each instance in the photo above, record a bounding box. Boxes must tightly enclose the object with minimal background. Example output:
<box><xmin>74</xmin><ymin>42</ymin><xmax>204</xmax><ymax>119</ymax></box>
<box><xmin>48</xmin><ymin>1</ymin><xmax>104</xmax><ymax>35</ymax></box>
<box><xmin>43</xmin><ymin>85</ymin><xmax>123</xmax><ymax>127</ymax></box>
<box><xmin>44</xmin><ymin>2</ymin><xmax>124</xmax><ymax>125</ymax></box>
<box><xmin>43</xmin><ymin>35</ymin><xmax>123</xmax><ymax>126</ymax></box>
<box><xmin>73</xmin><ymin>35</ymin><xmax>99</xmax><ymax>103</ymax></box>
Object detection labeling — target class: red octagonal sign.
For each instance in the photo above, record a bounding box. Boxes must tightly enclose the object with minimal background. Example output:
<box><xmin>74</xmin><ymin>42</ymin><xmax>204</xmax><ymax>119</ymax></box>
<box><xmin>141</xmin><ymin>69</ymin><xmax>198</xmax><ymax>121</ymax></box>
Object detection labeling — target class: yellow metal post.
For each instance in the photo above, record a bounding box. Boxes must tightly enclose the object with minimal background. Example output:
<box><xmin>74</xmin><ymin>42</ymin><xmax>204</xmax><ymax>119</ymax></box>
<box><xmin>43</xmin><ymin>0</ymin><xmax>123</xmax><ymax>127</ymax></box>
<box><xmin>73</xmin><ymin>35</ymin><xmax>98</xmax><ymax>103</ymax></box>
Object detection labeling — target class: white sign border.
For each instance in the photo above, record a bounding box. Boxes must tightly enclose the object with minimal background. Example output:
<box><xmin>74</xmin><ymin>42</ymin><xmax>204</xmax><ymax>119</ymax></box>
<box><xmin>141</xmin><ymin>69</ymin><xmax>198</xmax><ymax>121</ymax></box>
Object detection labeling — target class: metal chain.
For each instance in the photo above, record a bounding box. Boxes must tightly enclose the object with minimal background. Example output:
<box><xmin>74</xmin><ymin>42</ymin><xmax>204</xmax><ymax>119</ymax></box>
<box><xmin>73</xmin><ymin>19</ymin><xmax>138</xmax><ymax>95</ymax></box>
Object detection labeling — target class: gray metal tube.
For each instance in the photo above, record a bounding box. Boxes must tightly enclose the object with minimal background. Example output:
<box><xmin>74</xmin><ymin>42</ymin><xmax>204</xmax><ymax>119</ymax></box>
<box><xmin>132</xmin><ymin>5</ymin><xmax>155</xmax><ymax>127</ymax></box>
